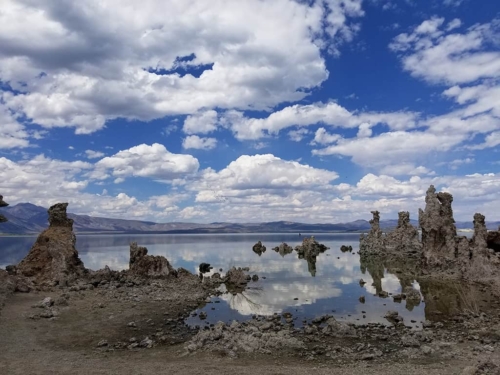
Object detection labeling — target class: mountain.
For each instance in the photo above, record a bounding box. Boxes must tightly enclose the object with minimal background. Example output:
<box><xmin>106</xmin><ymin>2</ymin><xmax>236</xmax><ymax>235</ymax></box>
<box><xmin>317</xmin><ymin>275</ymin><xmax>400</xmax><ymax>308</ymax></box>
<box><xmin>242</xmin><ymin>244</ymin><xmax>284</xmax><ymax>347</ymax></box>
<box><xmin>0</xmin><ymin>203</ymin><xmax>499</xmax><ymax>235</ymax></box>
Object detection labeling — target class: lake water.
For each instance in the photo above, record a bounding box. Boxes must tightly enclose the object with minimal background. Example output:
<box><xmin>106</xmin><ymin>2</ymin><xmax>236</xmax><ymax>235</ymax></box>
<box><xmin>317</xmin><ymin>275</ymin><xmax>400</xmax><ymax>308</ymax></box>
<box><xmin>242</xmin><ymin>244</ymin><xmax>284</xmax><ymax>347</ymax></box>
<box><xmin>0</xmin><ymin>233</ymin><xmax>426</xmax><ymax>328</ymax></box>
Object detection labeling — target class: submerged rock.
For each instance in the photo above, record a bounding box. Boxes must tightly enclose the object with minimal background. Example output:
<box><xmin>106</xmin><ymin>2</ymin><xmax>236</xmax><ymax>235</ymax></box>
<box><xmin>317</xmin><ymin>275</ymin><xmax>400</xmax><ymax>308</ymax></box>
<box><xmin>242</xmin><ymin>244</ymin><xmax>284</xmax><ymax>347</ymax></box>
<box><xmin>129</xmin><ymin>242</ymin><xmax>177</xmax><ymax>278</ymax></box>
<box><xmin>16</xmin><ymin>203</ymin><xmax>87</xmax><ymax>286</ymax></box>
<box><xmin>252</xmin><ymin>241</ymin><xmax>266</xmax><ymax>256</ymax></box>
<box><xmin>340</xmin><ymin>245</ymin><xmax>353</xmax><ymax>252</ymax></box>
<box><xmin>272</xmin><ymin>243</ymin><xmax>293</xmax><ymax>257</ymax></box>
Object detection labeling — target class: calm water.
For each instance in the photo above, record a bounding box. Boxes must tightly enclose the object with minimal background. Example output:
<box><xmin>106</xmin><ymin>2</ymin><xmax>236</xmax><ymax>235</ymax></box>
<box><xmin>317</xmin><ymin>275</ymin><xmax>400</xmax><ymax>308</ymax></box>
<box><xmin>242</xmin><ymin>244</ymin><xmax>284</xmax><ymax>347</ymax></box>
<box><xmin>0</xmin><ymin>233</ymin><xmax>426</xmax><ymax>328</ymax></box>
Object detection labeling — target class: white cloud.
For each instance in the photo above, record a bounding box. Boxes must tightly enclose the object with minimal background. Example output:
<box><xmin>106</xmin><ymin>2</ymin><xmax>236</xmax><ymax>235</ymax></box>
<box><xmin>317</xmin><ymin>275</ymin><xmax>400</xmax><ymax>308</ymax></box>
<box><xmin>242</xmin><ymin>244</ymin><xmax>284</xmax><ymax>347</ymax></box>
<box><xmin>310</xmin><ymin>127</ymin><xmax>341</xmax><ymax>145</ymax></box>
<box><xmin>312</xmin><ymin>130</ymin><xmax>466</xmax><ymax>167</ymax></box>
<box><xmin>0</xmin><ymin>0</ymin><xmax>364</xmax><ymax>134</ymax></box>
<box><xmin>182</xmin><ymin>135</ymin><xmax>217</xmax><ymax>150</ymax></box>
<box><xmin>288</xmin><ymin>128</ymin><xmax>310</xmax><ymax>142</ymax></box>
<box><xmin>0</xmin><ymin>103</ymin><xmax>30</xmax><ymax>149</ymax></box>
<box><xmin>446</xmin><ymin>18</ymin><xmax>462</xmax><ymax>31</ymax></box>
<box><xmin>224</xmin><ymin>102</ymin><xmax>418</xmax><ymax>140</ymax></box>
<box><xmin>182</xmin><ymin>110</ymin><xmax>218</xmax><ymax>134</ymax></box>
<box><xmin>467</xmin><ymin>132</ymin><xmax>500</xmax><ymax>150</ymax></box>
<box><xmin>92</xmin><ymin>143</ymin><xmax>199</xmax><ymax>181</ymax></box>
<box><xmin>192</xmin><ymin>154</ymin><xmax>339</xmax><ymax>203</ymax></box>
<box><xmin>390</xmin><ymin>17</ymin><xmax>500</xmax><ymax>85</ymax></box>
<box><xmin>379</xmin><ymin>163</ymin><xmax>433</xmax><ymax>176</ymax></box>
<box><xmin>85</xmin><ymin>150</ymin><xmax>105</xmax><ymax>159</ymax></box>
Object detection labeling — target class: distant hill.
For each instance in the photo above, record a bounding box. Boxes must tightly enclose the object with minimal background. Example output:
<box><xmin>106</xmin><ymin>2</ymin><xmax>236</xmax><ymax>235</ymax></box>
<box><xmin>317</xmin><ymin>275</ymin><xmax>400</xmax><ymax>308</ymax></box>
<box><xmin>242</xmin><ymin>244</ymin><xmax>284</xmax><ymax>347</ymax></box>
<box><xmin>0</xmin><ymin>203</ymin><xmax>498</xmax><ymax>235</ymax></box>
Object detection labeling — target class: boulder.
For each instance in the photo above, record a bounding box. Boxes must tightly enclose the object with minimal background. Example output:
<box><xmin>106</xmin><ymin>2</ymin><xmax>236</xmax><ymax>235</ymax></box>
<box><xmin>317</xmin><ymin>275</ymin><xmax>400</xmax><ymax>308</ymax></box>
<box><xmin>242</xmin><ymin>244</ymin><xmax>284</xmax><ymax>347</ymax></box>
<box><xmin>129</xmin><ymin>242</ymin><xmax>176</xmax><ymax>278</ymax></box>
<box><xmin>224</xmin><ymin>267</ymin><xmax>248</xmax><ymax>292</ymax></box>
<box><xmin>16</xmin><ymin>203</ymin><xmax>87</xmax><ymax>286</ymax></box>
<box><xmin>340</xmin><ymin>245</ymin><xmax>353</xmax><ymax>252</ymax></box>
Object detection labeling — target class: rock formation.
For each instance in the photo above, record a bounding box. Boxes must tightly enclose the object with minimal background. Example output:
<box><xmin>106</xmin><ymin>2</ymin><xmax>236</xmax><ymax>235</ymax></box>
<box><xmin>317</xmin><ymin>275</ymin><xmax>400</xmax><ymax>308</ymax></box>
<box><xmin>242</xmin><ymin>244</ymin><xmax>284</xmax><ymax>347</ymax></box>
<box><xmin>224</xmin><ymin>267</ymin><xmax>249</xmax><ymax>293</ymax></box>
<box><xmin>419</xmin><ymin>186</ymin><xmax>458</xmax><ymax>266</ymax></box>
<box><xmin>295</xmin><ymin>236</ymin><xmax>329</xmax><ymax>257</ymax></box>
<box><xmin>384</xmin><ymin>211</ymin><xmax>422</xmax><ymax>257</ymax></box>
<box><xmin>272</xmin><ymin>242</ymin><xmax>293</xmax><ymax>257</ymax></box>
<box><xmin>129</xmin><ymin>242</ymin><xmax>177</xmax><ymax>278</ymax></box>
<box><xmin>0</xmin><ymin>195</ymin><xmax>8</xmax><ymax>223</ymax></box>
<box><xmin>359</xmin><ymin>211</ymin><xmax>384</xmax><ymax>255</ymax></box>
<box><xmin>295</xmin><ymin>237</ymin><xmax>329</xmax><ymax>277</ymax></box>
<box><xmin>252</xmin><ymin>241</ymin><xmax>266</xmax><ymax>256</ymax></box>
<box><xmin>16</xmin><ymin>203</ymin><xmax>87</xmax><ymax>286</ymax></box>
<box><xmin>360</xmin><ymin>210</ymin><xmax>421</xmax><ymax>258</ymax></box>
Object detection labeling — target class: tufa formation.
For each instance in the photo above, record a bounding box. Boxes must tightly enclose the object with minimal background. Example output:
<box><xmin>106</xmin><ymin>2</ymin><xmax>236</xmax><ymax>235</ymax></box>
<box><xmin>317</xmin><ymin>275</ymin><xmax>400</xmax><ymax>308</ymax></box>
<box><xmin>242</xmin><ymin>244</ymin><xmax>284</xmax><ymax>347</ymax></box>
<box><xmin>16</xmin><ymin>203</ymin><xmax>87</xmax><ymax>287</ymax></box>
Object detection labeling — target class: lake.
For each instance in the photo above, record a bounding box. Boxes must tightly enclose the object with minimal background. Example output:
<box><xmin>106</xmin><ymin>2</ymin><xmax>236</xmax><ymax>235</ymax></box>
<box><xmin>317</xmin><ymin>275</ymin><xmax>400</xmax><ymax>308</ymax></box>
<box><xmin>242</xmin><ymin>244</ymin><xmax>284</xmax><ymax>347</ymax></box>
<box><xmin>0</xmin><ymin>233</ymin><xmax>426</xmax><ymax>328</ymax></box>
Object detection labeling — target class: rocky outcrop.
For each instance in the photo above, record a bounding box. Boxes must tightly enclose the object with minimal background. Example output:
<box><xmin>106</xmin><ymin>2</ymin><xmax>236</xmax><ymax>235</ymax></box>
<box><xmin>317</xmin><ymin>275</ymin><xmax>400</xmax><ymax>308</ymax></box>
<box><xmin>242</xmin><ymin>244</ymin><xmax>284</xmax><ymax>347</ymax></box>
<box><xmin>419</xmin><ymin>186</ymin><xmax>458</xmax><ymax>267</ymax></box>
<box><xmin>272</xmin><ymin>242</ymin><xmax>293</xmax><ymax>257</ymax></box>
<box><xmin>16</xmin><ymin>203</ymin><xmax>87</xmax><ymax>286</ymax></box>
<box><xmin>359</xmin><ymin>211</ymin><xmax>384</xmax><ymax>255</ymax></box>
<box><xmin>224</xmin><ymin>267</ymin><xmax>249</xmax><ymax>293</ymax></box>
<box><xmin>295</xmin><ymin>236</ymin><xmax>329</xmax><ymax>257</ymax></box>
<box><xmin>295</xmin><ymin>237</ymin><xmax>329</xmax><ymax>277</ymax></box>
<box><xmin>360</xmin><ymin>210</ymin><xmax>421</xmax><ymax>258</ymax></box>
<box><xmin>0</xmin><ymin>195</ymin><xmax>8</xmax><ymax>223</ymax></box>
<box><xmin>384</xmin><ymin>211</ymin><xmax>422</xmax><ymax>257</ymax></box>
<box><xmin>252</xmin><ymin>241</ymin><xmax>266</xmax><ymax>256</ymax></box>
<box><xmin>129</xmin><ymin>242</ymin><xmax>177</xmax><ymax>278</ymax></box>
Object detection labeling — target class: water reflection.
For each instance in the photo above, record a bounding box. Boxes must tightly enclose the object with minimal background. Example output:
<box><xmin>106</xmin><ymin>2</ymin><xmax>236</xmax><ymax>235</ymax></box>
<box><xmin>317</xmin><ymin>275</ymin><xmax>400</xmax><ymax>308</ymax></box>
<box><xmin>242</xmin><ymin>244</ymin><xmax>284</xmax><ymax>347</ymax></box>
<box><xmin>2</xmin><ymin>232</ymin><xmax>480</xmax><ymax>327</ymax></box>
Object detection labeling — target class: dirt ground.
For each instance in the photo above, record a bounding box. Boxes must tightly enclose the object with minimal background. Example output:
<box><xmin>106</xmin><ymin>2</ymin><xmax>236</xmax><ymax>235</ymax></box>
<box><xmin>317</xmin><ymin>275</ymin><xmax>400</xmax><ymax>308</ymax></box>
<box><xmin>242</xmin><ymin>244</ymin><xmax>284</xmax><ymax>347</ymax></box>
<box><xmin>1</xmin><ymin>287</ymin><xmax>499</xmax><ymax>375</ymax></box>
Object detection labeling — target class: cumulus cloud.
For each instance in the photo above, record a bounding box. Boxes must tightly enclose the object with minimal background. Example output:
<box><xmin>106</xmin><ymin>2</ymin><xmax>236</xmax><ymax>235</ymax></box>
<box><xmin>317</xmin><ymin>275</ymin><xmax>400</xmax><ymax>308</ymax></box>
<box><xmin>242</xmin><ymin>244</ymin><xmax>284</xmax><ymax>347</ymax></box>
<box><xmin>310</xmin><ymin>127</ymin><xmax>342</xmax><ymax>145</ymax></box>
<box><xmin>182</xmin><ymin>110</ymin><xmax>218</xmax><ymax>134</ymax></box>
<box><xmin>0</xmin><ymin>0</ymin><xmax>364</xmax><ymax>135</ymax></box>
<box><xmin>390</xmin><ymin>17</ymin><xmax>500</xmax><ymax>84</ymax></box>
<box><xmin>191</xmin><ymin>154</ymin><xmax>339</xmax><ymax>203</ymax></box>
<box><xmin>182</xmin><ymin>135</ymin><xmax>217</xmax><ymax>150</ymax></box>
<box><xmin>92</xmin><ymin>143</ymin><xmax>199</xmax><ymax>181</ymax></box>
<box><xmin>224</xmin><ymin>102</ymin><xmax>418</xmax><ymax>140</ymax></box>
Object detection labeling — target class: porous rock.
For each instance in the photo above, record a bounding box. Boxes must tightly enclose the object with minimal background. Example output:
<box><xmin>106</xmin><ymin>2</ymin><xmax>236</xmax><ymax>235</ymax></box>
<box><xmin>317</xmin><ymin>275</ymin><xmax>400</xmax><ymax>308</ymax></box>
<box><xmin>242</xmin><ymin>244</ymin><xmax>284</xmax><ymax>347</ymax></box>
<box><xmin>252</xmin><ymin>241</ymin><xmax>266</xmax><ymax>256</ymax></box>
<box><xmin>129</xmin><ymin>242</ymin><xmax>176</xmax><ymax>278</ymax></box>
<box><xmin>16</xmin><ymin>203</ymin><xmax>87</xmax><ymax>286</ymax></box>
<box><xmin>272</xmin><ymin>243</ymin><xmax>293</xmax><ymax>257</ymax></box>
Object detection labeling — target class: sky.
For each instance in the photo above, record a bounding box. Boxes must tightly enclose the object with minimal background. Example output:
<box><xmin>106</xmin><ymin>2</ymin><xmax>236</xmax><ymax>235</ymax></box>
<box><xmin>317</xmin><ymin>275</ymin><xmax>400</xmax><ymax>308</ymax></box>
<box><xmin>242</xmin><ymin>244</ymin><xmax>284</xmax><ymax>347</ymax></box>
<box><xmin>0</xmin><ymin>0</ymin><xmax>499</xmax><ymax>224</ymax></box>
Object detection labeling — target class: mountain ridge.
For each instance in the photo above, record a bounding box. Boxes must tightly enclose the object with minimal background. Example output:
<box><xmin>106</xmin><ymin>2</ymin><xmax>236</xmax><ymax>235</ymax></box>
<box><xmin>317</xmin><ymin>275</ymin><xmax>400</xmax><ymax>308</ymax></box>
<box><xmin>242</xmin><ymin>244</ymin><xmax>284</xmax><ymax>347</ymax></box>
<box><xmin>0</xmin><ymin>203</ymin><xmax>498</xmax><ymax>235</ymax></box>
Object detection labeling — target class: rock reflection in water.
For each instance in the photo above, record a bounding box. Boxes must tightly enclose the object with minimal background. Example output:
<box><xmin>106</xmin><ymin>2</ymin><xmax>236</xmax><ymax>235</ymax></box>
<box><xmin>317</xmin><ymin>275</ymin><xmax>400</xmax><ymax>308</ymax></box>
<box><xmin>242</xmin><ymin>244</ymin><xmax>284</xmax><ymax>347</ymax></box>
<box><xmin>360</xmin><ymin>254</ymin><xmax>422</xmax><ymax>312</ymax></box>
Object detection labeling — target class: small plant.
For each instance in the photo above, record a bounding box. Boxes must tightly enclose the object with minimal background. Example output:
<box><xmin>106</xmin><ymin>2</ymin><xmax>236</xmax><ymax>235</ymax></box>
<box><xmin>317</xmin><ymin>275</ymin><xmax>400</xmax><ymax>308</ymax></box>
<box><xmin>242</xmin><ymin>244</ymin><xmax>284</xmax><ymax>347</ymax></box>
<box><xmin>454</xmin><ymin>284</ymin><xmax>480</xmax><ymax>315</ymax></box>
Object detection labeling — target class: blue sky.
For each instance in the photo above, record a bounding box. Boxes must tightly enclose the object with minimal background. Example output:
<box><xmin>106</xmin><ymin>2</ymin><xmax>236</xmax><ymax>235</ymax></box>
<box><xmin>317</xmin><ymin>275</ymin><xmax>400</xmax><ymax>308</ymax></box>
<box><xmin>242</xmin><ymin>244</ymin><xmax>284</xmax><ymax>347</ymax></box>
<box><xmin>0</xmin><ymin>0</ymin><xmax>499</xmax><ymax>223</ymax></box>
